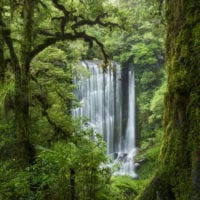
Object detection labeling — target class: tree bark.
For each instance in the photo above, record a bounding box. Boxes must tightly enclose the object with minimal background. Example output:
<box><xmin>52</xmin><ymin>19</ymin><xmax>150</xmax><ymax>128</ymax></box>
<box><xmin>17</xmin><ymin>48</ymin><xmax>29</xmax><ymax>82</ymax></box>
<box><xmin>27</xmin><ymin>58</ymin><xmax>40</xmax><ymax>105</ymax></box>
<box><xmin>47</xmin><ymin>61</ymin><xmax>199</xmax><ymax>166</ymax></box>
<box><xmin>138</xmin><ymin>1</ymin><xmax>200</xmax><ymax>199</ymax></box>
<box><xmin>0</xmin><ymin>9</ymin><xmax>5</xmax><ymax>83</ymax></box>
<box><xmin>0</xmin><ymin>36</ymin><xmax>5</xmax><ymax>83</ymax></box>
<box><xmin>70</xmin><ymin>168</ymin><xmax>76</xmax><ymax>200</ymax></box>
<box><xmin>14</xmin><ymin>0</ymin><xmax>36</xmax><ymax>167</ymax></box>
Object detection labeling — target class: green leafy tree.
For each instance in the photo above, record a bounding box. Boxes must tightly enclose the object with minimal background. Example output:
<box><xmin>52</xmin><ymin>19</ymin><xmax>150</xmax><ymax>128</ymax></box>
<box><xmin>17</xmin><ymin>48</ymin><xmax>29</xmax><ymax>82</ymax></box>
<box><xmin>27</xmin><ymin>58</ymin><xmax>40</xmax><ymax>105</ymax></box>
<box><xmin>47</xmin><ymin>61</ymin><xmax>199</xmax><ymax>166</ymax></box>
<box><xmin>0</xmin><ymin>129</ymin><xmax>112</xmax><ymax>200</ymax></box>
<box><xmin>0</xmin><ymin>0</ymin><xmax>118</xmax><ymax>168</ymax></box>
<box><xmin>0</xmin><ymin>0</ymin><xmax>128</xmax><ymax>199</ymax></box>
<box><xmin>92</xmin><ymin>0</ymin><xmax>165</xmax><ymax>145</ymax></box>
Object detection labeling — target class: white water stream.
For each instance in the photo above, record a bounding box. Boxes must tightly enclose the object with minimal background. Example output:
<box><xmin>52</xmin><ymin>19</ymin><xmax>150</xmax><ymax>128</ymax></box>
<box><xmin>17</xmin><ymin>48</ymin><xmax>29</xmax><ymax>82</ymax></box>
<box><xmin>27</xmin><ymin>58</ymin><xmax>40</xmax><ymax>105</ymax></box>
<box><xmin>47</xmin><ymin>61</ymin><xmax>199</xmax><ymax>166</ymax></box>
<box><xmin>72</xmin><ymin>60</ymin><xmax>137</xmax><ymax>178</ymax></box>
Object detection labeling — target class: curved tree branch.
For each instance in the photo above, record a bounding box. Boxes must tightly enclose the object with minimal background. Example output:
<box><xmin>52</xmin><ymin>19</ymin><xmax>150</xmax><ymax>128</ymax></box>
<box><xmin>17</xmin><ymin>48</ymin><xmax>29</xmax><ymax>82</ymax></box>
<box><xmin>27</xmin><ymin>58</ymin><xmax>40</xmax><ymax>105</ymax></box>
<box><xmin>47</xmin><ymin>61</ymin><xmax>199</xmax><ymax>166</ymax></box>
<box><xmin>51</xmin><ymin>0</ymin><xmax>74</xmax><ymax>35</ymax></box>
<box><xmin>28</xmin><ymin>31</ymin><xmax>109</xmax><ymax>67</ymax></box>
<box><xmin>72</xmin><ymin>13</ymin><xmax>119</xmax><ymax>29</ymax></box>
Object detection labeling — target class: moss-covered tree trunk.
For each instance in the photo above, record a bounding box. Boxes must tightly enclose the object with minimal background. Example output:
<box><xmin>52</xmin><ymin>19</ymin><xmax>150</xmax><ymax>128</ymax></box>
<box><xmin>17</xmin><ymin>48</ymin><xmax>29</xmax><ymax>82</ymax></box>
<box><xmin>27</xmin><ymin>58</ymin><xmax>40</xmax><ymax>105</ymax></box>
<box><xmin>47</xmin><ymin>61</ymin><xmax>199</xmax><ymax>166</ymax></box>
<box><xmin>15</xmin><ymin>0</ymin><xmax>36</xmax><ymax>167</ymax></box>
<box><xmin>0</xmin><ymin>37</ymin><xmax>5</xmax><ymax>83</ymax></box>
<box><xmin>138</xmin><ymin>1</ymin><xmax>200</xmax><ymax>199</ymax></box>
<box><xmin>0</xmin><ymin>9</ymin><xmax>5</xmax><ymax>83</ymax></box>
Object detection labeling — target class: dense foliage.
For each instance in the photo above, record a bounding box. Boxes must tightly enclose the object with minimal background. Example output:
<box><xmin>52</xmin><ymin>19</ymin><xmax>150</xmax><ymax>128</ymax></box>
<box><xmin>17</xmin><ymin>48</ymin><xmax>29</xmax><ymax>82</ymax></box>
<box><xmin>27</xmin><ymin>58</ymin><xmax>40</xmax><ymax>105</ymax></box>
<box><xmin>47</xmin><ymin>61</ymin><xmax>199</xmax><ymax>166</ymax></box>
<box><xmin>0</xmin><ymin>0</ymin><xmax>120</xmax><ymax>199</ymax></box>
<box><xmin>0</xmin><ymin>0</ymin><xmax>166</xmax><ymax>199</ymax></box>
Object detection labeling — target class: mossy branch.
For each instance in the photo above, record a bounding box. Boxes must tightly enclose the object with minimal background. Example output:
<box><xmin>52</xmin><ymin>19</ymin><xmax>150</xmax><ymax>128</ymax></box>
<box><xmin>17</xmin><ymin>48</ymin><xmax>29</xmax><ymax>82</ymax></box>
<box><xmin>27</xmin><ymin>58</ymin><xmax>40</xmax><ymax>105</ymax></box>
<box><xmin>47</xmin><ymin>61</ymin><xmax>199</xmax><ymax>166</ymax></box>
<box><xmin>72</xmin><ymin>12</ymin><xmax>119</xmax><ymax>29</ymax></box>
<box><xmin>31</xmin><ymin>74</ymin><xmax>71</xmax><ymax>139</ymax></box>
<box><xmin>51</xmin><ymin>0</ymin><xmax>74</xmax><ymax>35</ymax></box>
<box><xmin>29</xmin><ymin>31</ymin><xmax>109</xmax><ymax>67</ymax></box>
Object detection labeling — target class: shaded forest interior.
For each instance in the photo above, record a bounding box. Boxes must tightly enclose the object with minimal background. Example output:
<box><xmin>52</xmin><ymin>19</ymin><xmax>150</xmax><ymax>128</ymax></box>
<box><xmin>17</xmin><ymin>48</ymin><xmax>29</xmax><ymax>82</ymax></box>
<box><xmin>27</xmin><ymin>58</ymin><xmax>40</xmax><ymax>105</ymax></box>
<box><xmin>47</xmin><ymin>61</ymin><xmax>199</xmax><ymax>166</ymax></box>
<box><xmin>0</xmin><ymin>0</ymin><xmax>200</xmax><ymax>200</ymax></box>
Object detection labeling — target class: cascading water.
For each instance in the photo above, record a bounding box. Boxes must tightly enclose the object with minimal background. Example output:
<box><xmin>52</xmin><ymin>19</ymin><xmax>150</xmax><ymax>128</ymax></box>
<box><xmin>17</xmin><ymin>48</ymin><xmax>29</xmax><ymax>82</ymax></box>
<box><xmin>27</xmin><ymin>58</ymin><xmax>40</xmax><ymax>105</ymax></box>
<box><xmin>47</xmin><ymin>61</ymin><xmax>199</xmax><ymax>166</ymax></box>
<box><xmin>72</xmin><ymin>60</ymin><xmax>137</xmax><ymax>178</ymax></box>
<box><xmin>114</xmin><ymin>68</ymin><xmax>137</xmax><ymax>178</ymax></box>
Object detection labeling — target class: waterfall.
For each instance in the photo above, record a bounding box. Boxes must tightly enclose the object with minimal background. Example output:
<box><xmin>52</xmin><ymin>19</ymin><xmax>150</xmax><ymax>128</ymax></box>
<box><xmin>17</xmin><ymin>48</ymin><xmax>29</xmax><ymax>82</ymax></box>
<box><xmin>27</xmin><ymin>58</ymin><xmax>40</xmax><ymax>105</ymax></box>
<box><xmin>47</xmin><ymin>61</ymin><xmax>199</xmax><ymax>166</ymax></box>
<box><xmin>72</xmin><ymin>60</ymin><xmax>137</xmax><ymax>178</ymax></box>
<box><xmin>115</xmin><ymin>68</ymin><xmax>137</xmax><ymax>178</ymax></box>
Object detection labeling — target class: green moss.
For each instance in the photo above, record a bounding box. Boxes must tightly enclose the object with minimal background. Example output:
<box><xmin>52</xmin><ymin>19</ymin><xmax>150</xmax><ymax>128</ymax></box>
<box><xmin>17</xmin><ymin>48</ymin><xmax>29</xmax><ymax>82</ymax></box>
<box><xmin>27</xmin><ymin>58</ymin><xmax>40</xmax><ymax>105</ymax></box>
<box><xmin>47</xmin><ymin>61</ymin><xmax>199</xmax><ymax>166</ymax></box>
<box><xmin>136</xmin><ymin>144</ymin><xmax>160</xmax><ymax>179</ymax></box>
<box><xmin>192</xmin><ymin>23</ymin><xmax>200</xmax><ymax>51</ymax></box>
<box><xmin>139</xmin><ymin>1</ymin><xmax>200</xmax><ymax>199</ymax></box>
<box><xmin>111</xmin><ymin>176</ymin><xmax>149</xmax><ymax>200</ymax></box>
<box><xmin>180</xmin><ymin>45</ymin><xmax>188</xmax><ymax>57</ymax></box>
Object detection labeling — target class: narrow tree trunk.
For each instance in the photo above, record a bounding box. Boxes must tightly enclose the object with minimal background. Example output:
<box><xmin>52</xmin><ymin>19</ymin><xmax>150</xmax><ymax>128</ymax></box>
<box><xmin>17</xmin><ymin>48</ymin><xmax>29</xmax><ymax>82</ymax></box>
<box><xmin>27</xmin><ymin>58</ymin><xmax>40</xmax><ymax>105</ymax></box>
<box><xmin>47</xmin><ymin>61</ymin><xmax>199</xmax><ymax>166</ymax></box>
<box><xmin>70</xmin><ymin>168</ymin><xmax>76</xmax><ymax>200</ymax></box>
<box><xmin>138</xmin><ymin>1</ymin><xmax>200</xmax><ymax>199</ymax></box>
<box><xmin>15</xmin><ymin>0</ymin><xmax>36</xmax><ymax>167</ymax></box>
